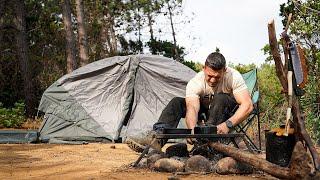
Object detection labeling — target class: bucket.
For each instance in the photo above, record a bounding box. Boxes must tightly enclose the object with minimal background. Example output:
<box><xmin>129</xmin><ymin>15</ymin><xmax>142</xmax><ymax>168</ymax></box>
<box><xmin>265</xmin><ymin>129</ymin><xmax>296</xmax><ymax>167</ymax></box>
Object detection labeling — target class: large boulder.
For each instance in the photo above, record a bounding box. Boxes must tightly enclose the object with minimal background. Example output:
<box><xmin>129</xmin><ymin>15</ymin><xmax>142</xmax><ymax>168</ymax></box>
<box><xmin>153</xmin><ymin>158</ymin><xmax>185</xmax><ymax>172</ymax></box>
<box><xmin>147</xmin><ymin>153</ymin><xmax>165</xmax><ymax>168</ymax></box>
<box><xmin>215</xmin><ymin>157</ymin><xmax>253</xmax><ymax>174</ymax></box>
<box><xmin>170</xmin><ymin>156</ymin><xmax>189</xmax><ymax>163</ymax></box>
<box><xmin>185</xmin><ymin>155</ymin><xmax>212</xmax><ymax>172</ymax></box>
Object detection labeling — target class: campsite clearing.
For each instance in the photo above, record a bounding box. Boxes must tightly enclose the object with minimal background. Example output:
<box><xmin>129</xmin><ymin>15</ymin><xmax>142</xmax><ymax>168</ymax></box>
<box><xmin>0</xmin><ymin>143</ymin><xmax>274</xmax><ymax>179</ymax></box>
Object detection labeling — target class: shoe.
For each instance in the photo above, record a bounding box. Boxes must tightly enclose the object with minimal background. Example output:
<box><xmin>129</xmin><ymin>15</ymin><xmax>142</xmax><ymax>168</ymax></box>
<box><xmin>125</xmin><ymin>137</ymin><xmax>146</xmax><ymax>153</ymax></box>
<box><xmin>125</xmin><ymin>130</ymin><xmax>163</xmax><ymax>153</ymax></box>
<box><xmin>147</xmin><ymin>133</ymin><xmax>162</xmax><ymax>152</ymax></box>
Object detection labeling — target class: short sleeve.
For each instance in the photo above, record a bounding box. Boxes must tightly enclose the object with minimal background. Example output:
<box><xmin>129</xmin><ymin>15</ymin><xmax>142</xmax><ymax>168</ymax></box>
<box><xmin>232</xmin><ymin>71</ymin><xmax>248</xmax><ymax>94</ymax></box>
<box><xmin>186</xmin><ymin>78</ymin><xmax>202</xmax><ymax>98</ymax></box>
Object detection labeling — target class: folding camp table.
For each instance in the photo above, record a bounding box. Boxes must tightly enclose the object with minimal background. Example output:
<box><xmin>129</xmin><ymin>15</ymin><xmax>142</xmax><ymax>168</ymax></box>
<box><xmin>133</xmin><ymin>133</ymin><xmax>251</xmax><ymax>167</ymax></box>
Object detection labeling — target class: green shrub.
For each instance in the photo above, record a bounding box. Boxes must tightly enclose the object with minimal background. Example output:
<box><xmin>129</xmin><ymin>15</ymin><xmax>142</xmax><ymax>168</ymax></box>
<box><xmin>0</xmin><ymin>101</ymin><xmax>25</xmax><ymax>128</ymax></box>
<box><xmin>182</xmin><ymin>60</ymin><xmax>203</xmax><ymax>72</ymax></box>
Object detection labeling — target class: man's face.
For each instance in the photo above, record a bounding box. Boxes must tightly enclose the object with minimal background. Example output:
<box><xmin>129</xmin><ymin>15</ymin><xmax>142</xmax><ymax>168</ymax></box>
<box><xmin>203</xmin><ymin>66</ymin><xmax>226</xmax><ymax>87</ymax></box>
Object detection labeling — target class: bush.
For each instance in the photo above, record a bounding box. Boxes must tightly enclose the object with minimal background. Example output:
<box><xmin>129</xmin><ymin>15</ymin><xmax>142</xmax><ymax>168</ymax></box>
<box><xmin>0</xmin><ymin>101</ymin><xmax>25</xmax><ymax>128</ymax></box>
<box><xmin>182</xmin><ymin>60</ymin><xmax>203</xmax><ymax>72</ymax></box>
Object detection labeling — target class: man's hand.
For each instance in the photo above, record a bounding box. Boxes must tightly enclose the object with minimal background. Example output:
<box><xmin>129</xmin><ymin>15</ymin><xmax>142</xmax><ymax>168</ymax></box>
<box><xmin>217</xmin><ymin>122</ymin><xmax>230</xmax><ymax>134</ymax></box>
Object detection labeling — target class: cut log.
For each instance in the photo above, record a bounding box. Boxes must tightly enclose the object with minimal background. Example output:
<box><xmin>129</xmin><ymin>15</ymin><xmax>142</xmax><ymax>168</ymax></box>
<box><xmin>209</xmin><ymin>142</ymin><xmax>291</xmax><ymax>179</ymax></box>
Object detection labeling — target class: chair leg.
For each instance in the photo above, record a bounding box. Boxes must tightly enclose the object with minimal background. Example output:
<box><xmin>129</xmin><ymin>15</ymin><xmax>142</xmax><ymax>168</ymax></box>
<box><xmin>242</xmin><ymin>137</ymin><xmax>254</xmax><ymax>153</ymax></box>
<box><xmin>257</xmin><ymin>103</ymin><xmax>262</xmax><ymax>150</ymax></box>
<box><xmin>243</xmin><ymin>133</ymin><xmax>259</xmax><ymax>151</ymax></box>
<box><xmin>236</xmin><ymin>125</ymin><xmax>259</xmax><ymax>152</ymax></box>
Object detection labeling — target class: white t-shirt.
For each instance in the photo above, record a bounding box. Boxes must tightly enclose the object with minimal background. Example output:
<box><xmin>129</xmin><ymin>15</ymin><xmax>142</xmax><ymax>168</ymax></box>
<box><xmin>186</xmin><ymin>67</ymin><xmax>247</xmax><ymax>100</ymax></box>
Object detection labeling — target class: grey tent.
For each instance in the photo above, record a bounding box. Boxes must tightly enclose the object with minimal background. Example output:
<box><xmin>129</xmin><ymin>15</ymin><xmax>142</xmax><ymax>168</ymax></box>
<box><xmin>38</xmin><ymin>55</ymin><xmax>196</xmax><ymax>142</ymax></box>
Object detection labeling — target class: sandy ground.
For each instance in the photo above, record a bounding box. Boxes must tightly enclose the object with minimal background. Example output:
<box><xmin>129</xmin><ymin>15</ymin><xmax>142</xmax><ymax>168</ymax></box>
<box><xmin>0</xmin><ymin>143</ymin><xmax>274</xmax><ymax>180</ymax></box>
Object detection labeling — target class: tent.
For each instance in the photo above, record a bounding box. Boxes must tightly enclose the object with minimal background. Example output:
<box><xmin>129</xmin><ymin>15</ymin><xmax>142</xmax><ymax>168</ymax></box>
<box><xmin>38</xmin><ymin>55</ymin><xmax>196</xmax><ymax>142</ymax></box>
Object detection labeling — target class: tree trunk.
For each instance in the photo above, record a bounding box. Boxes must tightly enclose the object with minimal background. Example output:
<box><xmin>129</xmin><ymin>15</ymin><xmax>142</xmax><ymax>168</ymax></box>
<box><xmin>109</xmin><ymin>20</ymin><xmax>117</xmax><ymax>54</ymax></box>
<box><xmin>100</xmin><ymin>25</ymin><xmax>110</xmax><ymax>58</ymax></box>
<box><xmin>0</xmin><ymin>0</ymin><xmax>5</xmax><ymax>44</ymax></box>
<box><xmin>147</xmin><ymin>11</ymin><xmax>154</xmax><ymax>41</ymax></box>
<box><xmin>14</xmin><ymin>0</ymin><xmax>35</xmax><ymax>117</ymax></box>
<box><xmin>75</xmin><ymin>0</ymin><xmax>89</xmax><ymax>66</ymax></box>
<box><xmin>167</xmin><ymin>2</ymin><xmax>179</xmax><ymax>61</ymax></box>
<box><xmin>101</xmin><ymin>0</ymin><xmax>117</xmax><ymax>57</ymax></box>
<box><xmin>62</xmin><ymin>0</ymin><xmax>77</xmax><ymax>73</ymax></box>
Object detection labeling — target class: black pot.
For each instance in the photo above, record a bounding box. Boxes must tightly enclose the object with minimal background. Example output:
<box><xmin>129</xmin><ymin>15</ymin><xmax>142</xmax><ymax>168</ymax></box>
<box><xmin>194</xmin><ymin>125</ymin><xmax>217</xmax><ymax>134</ymax></box>
<box><xmin>163</xmin><ymin>128</ymin><xmax>192</xmax><ymax>134</ymax></box>
<box><xmin>265</xmin><ymin>130</ymin><xmax>296</xmax><ymax>167</ymax></box>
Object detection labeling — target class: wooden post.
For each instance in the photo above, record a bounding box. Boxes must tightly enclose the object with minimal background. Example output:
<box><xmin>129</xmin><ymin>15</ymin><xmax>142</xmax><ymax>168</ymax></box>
<box><xmin>268</xmin><ymin>20</ymin><xmax>288</xmax><ymax>92</ymax></box>
<box><xmin>268</xmin><ymin>19</ymin><xmax>320</xmax><ymax>171</ymax></box>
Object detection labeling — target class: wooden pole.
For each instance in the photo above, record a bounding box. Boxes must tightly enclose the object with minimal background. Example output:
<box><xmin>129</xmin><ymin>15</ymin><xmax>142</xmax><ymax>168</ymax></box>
<box><xmin>268</xmin><ymin>20</ymin><xmax>288</xmax><ymax>92</ymax></box>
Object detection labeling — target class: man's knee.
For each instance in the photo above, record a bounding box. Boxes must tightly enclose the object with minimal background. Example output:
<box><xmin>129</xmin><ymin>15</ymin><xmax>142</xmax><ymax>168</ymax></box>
<box><xmin>211</xmin><ymin>93</ymin><xmax>234</xmax><ymax>106</ymax></box>
<box><xmin>168</xmin><ymin>97</ymin><xmax>185</xmax><ymax>107</ymax></box>
<box><xmin>170</xmin><ymin>97</ymin><xmax>185</xmax><ymax>104</ymax></box>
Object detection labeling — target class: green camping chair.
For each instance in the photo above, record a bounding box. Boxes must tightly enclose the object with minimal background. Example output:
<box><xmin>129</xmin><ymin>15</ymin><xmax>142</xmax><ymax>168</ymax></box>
<box><xmin>236</xmin><ymin>68</ymin><xmax>261</xmax><ymax>151</ymax></box>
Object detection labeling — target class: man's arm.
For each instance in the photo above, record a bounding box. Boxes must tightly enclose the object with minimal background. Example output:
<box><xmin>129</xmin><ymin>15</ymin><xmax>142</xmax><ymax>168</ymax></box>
<box><xmin>185</xmin><ymin>97</ymin><xmax>200</xmax><ymax>130</ymax></box>
<box><xmin>217</xmin><ymin>90</ymin><xmax>253</xmax><ymax>134</ymax></box>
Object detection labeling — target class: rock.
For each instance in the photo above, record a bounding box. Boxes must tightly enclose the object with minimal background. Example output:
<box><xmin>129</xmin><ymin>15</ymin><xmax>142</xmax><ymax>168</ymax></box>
<box><xmin>237</xmin><ymin>141</ymin><xmax>247</xmax><ymax>149</ymax></box>
<box><xmin>185</xmin><ymin>155</ymin><xmax>212</xmax><ymax>172</ymax></box>
<box><xmin>147</xmin><ymin>153</ymin><xmax>165</xmax><ymax>168</ymax></box>
<box><xmin>153</xmin><ymin>158</ymin><xmax>185</xmax><ymax>172</ymax></box>
<box><xmin>170</xmin><ymin>156</ymin><xmax>188</xmax><ymax>163</ymax></box>
<box><xmin>110</xmin><ymin>145</ymin><xmax>116</xmax><ymax>149</ymax></box>
<box><xmin>191</xmin><ymin>146</ymin><xmax>224</xmax><ymax>161</ymax></box>
<box><xmin>215</xmin><ymin>157</ymin><xmax>253</xmax><ymax>175</ymax></box>
<box><xmin>165</xmin><ymin>143</ymin><xmax>189</xmax><ymax>157</ymax></box>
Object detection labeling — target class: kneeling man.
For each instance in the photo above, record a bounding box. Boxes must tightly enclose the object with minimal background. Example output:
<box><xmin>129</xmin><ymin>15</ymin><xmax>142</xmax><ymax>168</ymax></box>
<box><xmin>127</xmin><ymin>52</ymin><xmax>253</xmax><ymax>152</ymax></box>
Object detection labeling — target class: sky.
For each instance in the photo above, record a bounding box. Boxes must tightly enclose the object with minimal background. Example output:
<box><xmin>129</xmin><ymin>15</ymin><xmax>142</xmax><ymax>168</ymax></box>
<box><xmin>166</xmin><ymin>0</ymin><xmax>287</xmax><ymax>65</ymax></box>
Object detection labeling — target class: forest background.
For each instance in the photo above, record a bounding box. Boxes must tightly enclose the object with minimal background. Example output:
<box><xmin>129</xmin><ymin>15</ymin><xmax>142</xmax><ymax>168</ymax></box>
<box><xmin>0</xmin><ymin>0</ymin><xmax>319</xmax><ymax>143</ymax></box>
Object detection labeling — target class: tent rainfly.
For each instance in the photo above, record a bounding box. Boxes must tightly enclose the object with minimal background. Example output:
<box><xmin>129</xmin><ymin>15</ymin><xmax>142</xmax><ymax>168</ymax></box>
<box><xmin>38</xmin><ymin>55</ymin><xmax>196</xmax><ymax>142</ymax></box>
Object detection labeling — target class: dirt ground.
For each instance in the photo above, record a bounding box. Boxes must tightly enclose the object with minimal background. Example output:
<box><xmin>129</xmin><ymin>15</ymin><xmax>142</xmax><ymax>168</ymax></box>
<box><xmin>0</xmin><ymin>143</ymin><xmax>276</xmax><ymax>180</ymax></box>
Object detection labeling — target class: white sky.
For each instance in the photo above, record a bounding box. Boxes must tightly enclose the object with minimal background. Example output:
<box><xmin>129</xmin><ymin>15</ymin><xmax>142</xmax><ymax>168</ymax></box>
<box><xmin>164</xmin><ymin>0</ymin><xmax>287</xmax><ymax>65</ymax></box>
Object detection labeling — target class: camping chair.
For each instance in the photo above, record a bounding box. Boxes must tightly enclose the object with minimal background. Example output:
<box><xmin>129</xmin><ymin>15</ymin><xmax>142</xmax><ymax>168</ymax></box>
<box><xmin>235</xmin><ymin>68</ymin><xmax>261</xmax><ymax>151</ymax></box>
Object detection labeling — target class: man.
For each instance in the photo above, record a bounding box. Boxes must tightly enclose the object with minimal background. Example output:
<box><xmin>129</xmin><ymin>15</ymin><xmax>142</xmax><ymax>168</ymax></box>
<box><xmin>126</xmin><ymin>52</ymin><xmax>253</xmax><ymax>152</ymax></box>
